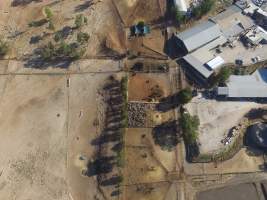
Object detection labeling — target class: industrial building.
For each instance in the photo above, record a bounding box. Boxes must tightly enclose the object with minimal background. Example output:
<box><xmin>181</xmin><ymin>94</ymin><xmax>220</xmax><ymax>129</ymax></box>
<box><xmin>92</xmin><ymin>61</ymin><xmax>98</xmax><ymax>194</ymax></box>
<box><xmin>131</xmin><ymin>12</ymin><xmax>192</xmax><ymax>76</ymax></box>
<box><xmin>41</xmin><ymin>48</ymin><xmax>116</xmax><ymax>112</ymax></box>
<box><xmin>175</xmin><ymin>2</ymin><xmax>265</xmax><ymax>85</ymax></box>
<box><xmin>217</xmin><ymin>68</ymin><xmax>267</xmax><ymax>98</ymax></box>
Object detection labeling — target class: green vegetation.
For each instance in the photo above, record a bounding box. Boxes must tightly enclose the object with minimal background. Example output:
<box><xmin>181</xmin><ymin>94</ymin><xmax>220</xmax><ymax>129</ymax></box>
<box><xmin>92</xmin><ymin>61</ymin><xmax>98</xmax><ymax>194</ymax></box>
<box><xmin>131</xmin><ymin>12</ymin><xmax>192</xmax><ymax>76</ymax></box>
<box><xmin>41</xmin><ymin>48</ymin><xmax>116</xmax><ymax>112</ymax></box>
<box><xmin>47</xmin><ymin>21</ymin><xmax>55</xmax><ymax>30</ymax></box>
<box><xmin>0</xmin><ymin>39</ymin><xmax>8</xmax><ymax>57</ymax></box>
<box><xmin>116</xmin><ymin>76</ymin><xmax>128</xmax><ymax>167</ymax></box>
<box><xmin>180</xmin><ymin>113</ymin><xmax>199</xmax><ymax>144</ymax></box>
<box><xmin>77</xmin><ymin>32</ymin><xmax>90</xmax><ymax>44</ymax></box>
<box><xmin>40</xmin><ymin>41</ymin><xmax>85</xmax><ymax>61</ymax></box>
<box><xmin>28</xmin><ymin>19</ymin><xmax>48</xmax><ymax>27</ymax></box>
<box><xmin>75</xmin><ymin>14</ymin><xmax>88</xmax><ymax>29</ymax></box>
<box><xmin>54</xmin><ymin>31</ymin><xmax>64</xmax><ymax>42</ymax></box>
<box><xmin>44</xmin><ymin>7</ymin><xmax>53</xmax><ymax>19</ymax></box>
<box><xmin>175</xmin><ymin>9</ymin><xmax>187</xmax><ymax>24</ymax></box>
<box><xmin>137</xmin><ymin>21</ymin><xmax>145</xmax><ymax>29</ymax></box>
<box><xmin>192</xmin><ymin>0</ymin><xmax>215</xmax><ymax>18</ymax></box>
<box><xmin>121</xmin><ymin>76</ymin><xmax>128</xmax><ymax>127</ymax></box>
<box><xmin>211</xmin><ymin>66</ymin><xmax>232</xmax><ymax>86</ymax></box>
<box><xmin>178</xmin><ymin>88</ymin><xmax>192</xmax><ymax>104</ymax></box>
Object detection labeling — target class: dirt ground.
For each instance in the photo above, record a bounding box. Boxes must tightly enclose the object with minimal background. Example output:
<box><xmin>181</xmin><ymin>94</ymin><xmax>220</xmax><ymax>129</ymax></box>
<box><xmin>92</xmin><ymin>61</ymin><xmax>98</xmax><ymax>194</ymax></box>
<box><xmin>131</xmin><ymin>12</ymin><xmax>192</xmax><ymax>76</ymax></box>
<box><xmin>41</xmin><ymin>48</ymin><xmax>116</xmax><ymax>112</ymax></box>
<box><xmin>113</xmin><ymin>0</ymin><xmax>165</xmax><ymax>26</ymax></box>
<box><xmin>0</xmin><ymin>75</ymin><xmax>70</xmax><ymax>200</ymax></box>
<box><xmin>197</xmin><ymin>183</ymin><xmax>260</xmax><ymax>200</ymax></box>
<box><xmin>0</xmin><ymin>0</ymin><xmax>127</xmax><ymax>59</ymax></box>
<box><xmin>185</xmin><ymin>97</ymin><xmax>265</xmax><ymax>154</ymax></box>
<box><xmin>184</xmin><ymin>148</ymin><xmax>264</xmax><ymax>175</ymax></box>
<box><xmin>128</xmin><ymin>73</ymin><xmax>171</xmax><ymax>102</ymax></box>
<box><xmin>0</xmin><ymin>57</ymin><xmax>122</xmax><ymax>200</ymax></box>
<box><xmin>123</xmin><ymin>127</ymin><xmax>178</xmax><ymax>199</ymax></box>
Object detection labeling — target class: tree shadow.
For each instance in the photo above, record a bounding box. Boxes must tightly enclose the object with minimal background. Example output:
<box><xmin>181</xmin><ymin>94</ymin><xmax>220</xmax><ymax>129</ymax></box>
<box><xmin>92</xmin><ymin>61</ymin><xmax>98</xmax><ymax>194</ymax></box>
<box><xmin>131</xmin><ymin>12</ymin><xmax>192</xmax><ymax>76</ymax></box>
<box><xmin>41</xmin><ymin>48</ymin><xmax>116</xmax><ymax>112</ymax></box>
<box><xmin>54</xmin><ymin>26</ymin><xmax>73</xmax><ymax>42</ymax></box>
<box><xmin>91</xmin><ymin>131</ymin><xmax>121</xmax><ymax>146</ymax></box>
<box><xmin>99</xmin><ymin>176</ymin><xmax>123</xmax><ymax>186</ymax></box>
<box><xmin>156</xmin><ymin>93</ymin><xmax>181</xmax><ymax>112</ymax></box>
<box><xmin>152</xmin><ymin>120</ymin><xmax>180</xmax><ymax>151</ymax></box>
<box><xmin>29</xmin><ymin>35</ymin><xmax>42</xmax><ymax>44</ymax></box>
<box><xmin>24</xmin><ymin>53</ymin><xmax>72</xmax><ymax>69</ymax></box>
<box><xmin>74</xmin><ymin>0</ymin><xmax>95</xmax><ymax>12</ymax></box>
<box><xmin>11</xmin><ymin>0</ymin><xmax>42</xmax><ymax>7</ymax></box>
<box><xmin>86</xmin><ymin>156</ymin><xmax>115</xmax><ymax>176</ymax></box>
<box><xmin>111</xmin><ymin>190</ymin><xmax>121</xmax><ymax>197</ymax></box>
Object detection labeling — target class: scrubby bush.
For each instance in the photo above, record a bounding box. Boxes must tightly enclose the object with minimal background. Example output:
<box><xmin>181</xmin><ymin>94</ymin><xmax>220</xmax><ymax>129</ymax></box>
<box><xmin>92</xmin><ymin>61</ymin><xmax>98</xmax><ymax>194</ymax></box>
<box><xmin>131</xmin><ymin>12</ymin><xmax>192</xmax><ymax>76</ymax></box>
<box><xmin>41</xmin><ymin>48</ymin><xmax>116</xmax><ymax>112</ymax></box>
<box><xmin>75</xmin><ymin>14</ymin><xmax>88</xmax><ymax>29</ymax></box>
<box><xmin>0</xmin><ymin>39</ymin><xmax>8</xmax><ymax>57</ymax></box>
<box><xmin>192</xmin><ymin>0</ymin><xmax>215</xmax><ymax>18</ymax></box>
<box><xmin>178</xmin><ymin>88</ymin><xmax>192</xmax><ymax>104</ymax></box>
<box><xmin>28</xmin><ymin>19</ymin><xmax>48</xmax><ymax>27</ymax></box>
<box><xmin>180</xmin><ymin>113</ymin><xmax>199</xmax><ymax>144</ymax></box>
<box><xmin>40</xmin><ymin>41</ymin><xmax>85</xmax><ymax>61</ymax></box>
<box><xmin>77</xmin><ymin>32</ymin><xmax>90</xmax><ymax>44</ymax></box>
<box><xmin>44</xmin><ymin>7</ymin><xmax>53</xmax><ymax>19</ymax></box>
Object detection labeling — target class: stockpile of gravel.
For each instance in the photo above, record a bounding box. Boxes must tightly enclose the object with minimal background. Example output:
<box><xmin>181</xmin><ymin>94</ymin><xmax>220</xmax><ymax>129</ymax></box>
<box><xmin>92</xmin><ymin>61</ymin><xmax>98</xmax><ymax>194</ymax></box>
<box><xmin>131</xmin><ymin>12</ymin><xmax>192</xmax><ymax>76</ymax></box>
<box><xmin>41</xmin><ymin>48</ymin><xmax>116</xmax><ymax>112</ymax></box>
<box><xmin>128</xmin><ymin>103</ymin><xmax>146</xmax><ymax>127</ymax></box>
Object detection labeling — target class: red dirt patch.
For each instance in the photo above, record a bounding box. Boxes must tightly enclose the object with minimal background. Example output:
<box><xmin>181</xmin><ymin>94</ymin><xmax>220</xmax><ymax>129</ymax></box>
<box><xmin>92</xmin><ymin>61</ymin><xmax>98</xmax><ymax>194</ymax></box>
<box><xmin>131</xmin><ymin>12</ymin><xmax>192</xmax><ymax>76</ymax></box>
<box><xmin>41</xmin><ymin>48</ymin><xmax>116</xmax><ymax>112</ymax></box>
<box><xmin>128</xmin><ymin>73</ymin><xmax>171</xmax><ymax>102</ymax></box>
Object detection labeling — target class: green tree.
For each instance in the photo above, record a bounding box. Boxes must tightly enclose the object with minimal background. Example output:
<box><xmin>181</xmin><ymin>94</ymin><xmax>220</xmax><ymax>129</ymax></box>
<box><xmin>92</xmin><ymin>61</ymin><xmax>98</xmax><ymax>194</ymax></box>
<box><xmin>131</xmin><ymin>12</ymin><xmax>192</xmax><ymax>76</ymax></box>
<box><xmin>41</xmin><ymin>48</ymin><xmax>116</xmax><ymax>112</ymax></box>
<box><xmin>200</xmin><ymin>0</ymin><xmax>215</xmax><ymax>14</ymax></box>
<box><xmin>0</xmin><ymin>39</ymin><xmax>8</xmax><ymax>57</ymax></box>
<box><xmin>75</xmin><ymin>14</ymin><xmax>88</xmax><ymax>29</ymax></box>
<box><xmin>47</xmin><ymin>21</ymin><xmax>55</xmax><ymax>30</ymax></box>
<box><xmin>180</xmin><ymin>113</ymin><xmax>199</xmax><ymax>144</ymax></box>
<box><xmin>40</xmin><ymin>42</ymin><xmax>55</xmax><ymax>61</ymax></box>
<box><xmin>44</xmin><ymin>7</ymin><xmax>53</xmax><ymax>19</ymax></box>
<box><xmin>212</xmin><ymin>66</ymin><xmax>232</xmax><ymax>86</ymax></box>
<box><xmin>178</xmin><ymin>88</ymin><xmax>192</xmax><ymax>104</ymax></box>
<box><xmin>77</xmin><ymin>32</ymin><xmax>90</xmax><ymax>44</ymax></box>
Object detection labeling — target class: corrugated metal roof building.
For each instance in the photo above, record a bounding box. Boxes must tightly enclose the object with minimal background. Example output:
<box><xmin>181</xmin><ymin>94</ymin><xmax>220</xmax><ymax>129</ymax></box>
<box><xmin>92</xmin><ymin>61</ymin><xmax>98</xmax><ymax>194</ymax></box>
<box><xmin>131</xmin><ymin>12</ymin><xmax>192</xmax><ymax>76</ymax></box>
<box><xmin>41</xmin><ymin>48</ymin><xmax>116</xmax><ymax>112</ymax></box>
<box><xmin>175</xmin><ymin>20</ymin><xmax>222</xmax><ymax>53</ymax></box>
<box><xmin>217</xmin><ymin>68</ymin><xmax>267</xmax><ymax>98</ymax></box>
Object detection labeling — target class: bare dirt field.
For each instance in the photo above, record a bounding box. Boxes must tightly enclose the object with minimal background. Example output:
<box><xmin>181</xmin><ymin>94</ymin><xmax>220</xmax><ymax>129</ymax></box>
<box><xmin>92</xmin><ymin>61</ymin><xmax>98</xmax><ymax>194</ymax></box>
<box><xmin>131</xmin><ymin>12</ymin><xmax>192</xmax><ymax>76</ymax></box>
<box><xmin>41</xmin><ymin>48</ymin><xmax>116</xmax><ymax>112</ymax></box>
<box><xmin>113</xmin><ymin>0</ymin><xmax>165</xmax><ymax>26</ymax></box>
<box><xmin>0</xmin><ymin>75</ymin><xmax>69</xmax><ymax>200</ymax></box>
<box><xmin>185</xmin><ymin>97</ymin><xmax>265</xmax><ymax>154</ymax></box>
<box><xmin>128</xmin><ymin>73</ymin><xmax>171</xmax><ymax>102</ymax></box>
<box><xmin>197</xmin><ymin>183</ymin><xmax>260</xmax><ymax>200</ymax></box>
<box><xmin>0</xmin><ymin>0</ymin><xmax>127</xmax><ymax>59</ymax></box>
<box><xmin>0</xmin><ymin>58</ymin><xmax>121</xmax><ymax>200</ymax></box>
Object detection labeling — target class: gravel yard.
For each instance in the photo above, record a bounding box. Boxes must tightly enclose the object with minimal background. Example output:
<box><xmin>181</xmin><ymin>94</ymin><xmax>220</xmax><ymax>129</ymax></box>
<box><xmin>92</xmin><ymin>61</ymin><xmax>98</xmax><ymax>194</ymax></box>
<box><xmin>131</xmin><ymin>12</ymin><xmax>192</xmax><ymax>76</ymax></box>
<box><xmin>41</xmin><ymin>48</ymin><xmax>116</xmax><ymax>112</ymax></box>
<box><xmin>185</xmin><ymin>97</ymin><xmax>264</xmax><ymax>154</ymax></box>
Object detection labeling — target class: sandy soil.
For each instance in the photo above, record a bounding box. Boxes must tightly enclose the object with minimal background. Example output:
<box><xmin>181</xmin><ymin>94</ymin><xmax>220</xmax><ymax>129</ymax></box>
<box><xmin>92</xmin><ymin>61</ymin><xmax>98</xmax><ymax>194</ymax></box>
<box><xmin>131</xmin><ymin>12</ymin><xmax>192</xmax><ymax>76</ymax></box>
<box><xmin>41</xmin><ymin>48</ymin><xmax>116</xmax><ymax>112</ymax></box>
<box><xmin>185</xmin><ymin>98</ymin><xmax>264</xmax><ymax>154</ymax></box>
<box><xmin>184</xmin><ymin>148</ymin><xmax>264</xmax><ymax>175</ymax></box>
<box><xmin>197</xmin><ymin>183</ymin><xmax>260</xmax><ymax>200</ymax></box>
<box><xmin>0</xmin><ymin>75</ymin><xmax>70</xmax><ymax>200</ymax></box>
<box><xmin>0</xmin><ymin>0</ymin><xmax>126</xmax><ymax>59</ymax></box>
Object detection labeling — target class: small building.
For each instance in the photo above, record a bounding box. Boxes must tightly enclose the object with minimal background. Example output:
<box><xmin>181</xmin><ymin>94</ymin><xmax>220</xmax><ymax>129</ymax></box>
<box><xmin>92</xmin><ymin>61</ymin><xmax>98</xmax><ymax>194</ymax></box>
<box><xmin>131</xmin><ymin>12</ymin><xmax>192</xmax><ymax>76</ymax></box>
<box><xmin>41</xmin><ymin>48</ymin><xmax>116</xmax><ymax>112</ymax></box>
<box><xmin>175</xmin><ymin>20</ymin><xmax>222</xmax><ymax>53</ymax></box>
<box><xmin>243</xmin><ymin>26</ymin><xmax>267</xmax><ymax>45</ymax></box>
<box><xmin>217</xmin><ymin>68</ymin><xmax>267</xmax><ymax>98</ymax></box>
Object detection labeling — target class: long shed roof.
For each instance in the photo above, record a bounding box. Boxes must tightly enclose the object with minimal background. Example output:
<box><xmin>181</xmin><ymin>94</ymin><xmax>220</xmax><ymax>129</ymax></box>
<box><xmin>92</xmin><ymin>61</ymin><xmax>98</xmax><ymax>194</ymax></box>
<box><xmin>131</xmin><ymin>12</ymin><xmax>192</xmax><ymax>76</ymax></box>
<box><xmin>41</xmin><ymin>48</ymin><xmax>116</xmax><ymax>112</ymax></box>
<box><xmin>218</xmin><ymin>69</ymin><xmax>267</xmax><ymax>98</ymax></box>
<box><xmin>176</xmin><ymin>20</ymin><xmax>222</xmax><ymax>52</ymax></box>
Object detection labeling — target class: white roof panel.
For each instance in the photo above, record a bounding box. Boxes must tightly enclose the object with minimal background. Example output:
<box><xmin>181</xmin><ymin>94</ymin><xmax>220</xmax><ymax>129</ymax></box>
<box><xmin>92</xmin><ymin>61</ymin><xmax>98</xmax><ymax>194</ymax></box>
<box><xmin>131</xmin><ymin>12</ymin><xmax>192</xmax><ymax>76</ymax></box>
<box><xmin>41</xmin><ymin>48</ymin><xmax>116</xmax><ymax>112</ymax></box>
<box><xmin>206</xmin><ymin>56</ymin><xmax>225</xmax><ymax>70</ymax></box>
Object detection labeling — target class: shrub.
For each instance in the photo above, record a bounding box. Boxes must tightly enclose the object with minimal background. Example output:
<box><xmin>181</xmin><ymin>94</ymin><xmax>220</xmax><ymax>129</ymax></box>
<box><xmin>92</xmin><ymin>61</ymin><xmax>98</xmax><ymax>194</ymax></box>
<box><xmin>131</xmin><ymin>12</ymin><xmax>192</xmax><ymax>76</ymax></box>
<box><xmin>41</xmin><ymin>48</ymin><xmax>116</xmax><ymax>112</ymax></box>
<box><xmin>44</xmin><ymin>7</ymin><xmax>53</xmax><ymax>19</ymax></box>
<box><xmin>77</xmin><ymin>32</ymin><xmax>90</xmax><ymax>44</ymax></box>
<box><xmin>0</xmin><ymin>39</ymin><xmax>8</xmax><ymax>57</ymax></box>
<box><xmin>180</xmin><ymin>113</ymin><xmax>199</xmax><ymax>144</ymax></box>
<box><xmin>192</xmin><ymin>0</ymin><xmax>215</xmax><ymax>18</ymax></box>
<box><xmin>75</xmin><ymin>14</ymin><xmax>88</xmax><ymax>29</ymax></box>
<box><xmin>28</xmin><ymin>19</ymin><xmax>48</xmax><ymax>27</ymax></box>
<box><xmin>211</xmin><ymin>66</ymin><xmax>232</xmax><ymax>86</ymax></box>
<box><xmin>47</xmin><ymin>20</ymin><xmax>55</xmax><ymax>30</ymax></box>
<box><xmin>178</xmin><ymin>88</ymin><xmax>192</xmax><ymax>104</ymax></box>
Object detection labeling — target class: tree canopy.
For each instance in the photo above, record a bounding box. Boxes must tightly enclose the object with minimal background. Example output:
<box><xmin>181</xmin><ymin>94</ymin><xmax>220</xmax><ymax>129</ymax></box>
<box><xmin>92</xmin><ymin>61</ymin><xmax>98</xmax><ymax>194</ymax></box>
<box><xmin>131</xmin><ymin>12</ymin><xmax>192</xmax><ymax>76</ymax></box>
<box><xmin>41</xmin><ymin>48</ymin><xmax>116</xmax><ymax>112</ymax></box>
<box><xmin>180</xmin><ymin>113</ymin><xmax>199</xmax><ymax>144</ymax></box>
<box><xmin>178</xmin><ymin>88</ymin><xmax>193</xmax><ymax>104</ymax></box>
